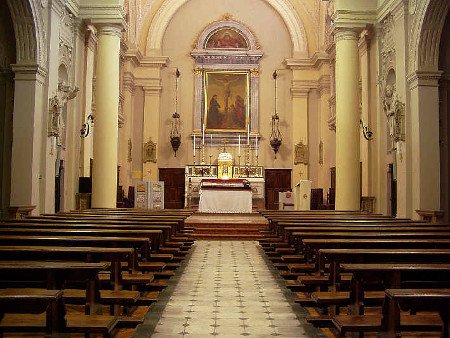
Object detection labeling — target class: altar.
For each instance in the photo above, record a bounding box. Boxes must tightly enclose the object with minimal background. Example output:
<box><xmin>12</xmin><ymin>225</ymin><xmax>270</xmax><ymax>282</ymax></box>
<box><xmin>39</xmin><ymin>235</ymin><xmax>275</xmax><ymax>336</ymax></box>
<box><xmin>185</xmin><ymin>164</ymin><xmax>265</xmax><ymax>210</ymax></box>
<box><xmin>199</xmin><ymin>179</ymin><xmax>252</xmax><ymax>213</ymax></box>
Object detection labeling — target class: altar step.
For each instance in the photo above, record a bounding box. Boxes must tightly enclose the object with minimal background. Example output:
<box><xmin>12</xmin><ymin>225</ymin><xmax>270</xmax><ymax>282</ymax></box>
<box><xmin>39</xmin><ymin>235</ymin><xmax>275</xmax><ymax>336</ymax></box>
<box><xmin>185</xmin><ymin>213</ymin><xmax>268</xmax><ymax>240</ymax></box>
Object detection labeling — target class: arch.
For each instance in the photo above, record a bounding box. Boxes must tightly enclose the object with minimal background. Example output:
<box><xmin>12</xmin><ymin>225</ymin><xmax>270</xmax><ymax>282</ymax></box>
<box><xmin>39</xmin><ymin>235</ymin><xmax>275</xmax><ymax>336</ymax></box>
<box><xmin>409</xmin><ymin>0</ymin><xmax>450</xmax><ymax>73</ymax></box>
<box><xmin>6</xmin><ymin>0</ymin><xmax>46</xmax><ymax>67</ymax></box>
<box><xmin>142</xmin><ymin>0</ymin><xmax>308</xmax><ymax>55</ymax></box>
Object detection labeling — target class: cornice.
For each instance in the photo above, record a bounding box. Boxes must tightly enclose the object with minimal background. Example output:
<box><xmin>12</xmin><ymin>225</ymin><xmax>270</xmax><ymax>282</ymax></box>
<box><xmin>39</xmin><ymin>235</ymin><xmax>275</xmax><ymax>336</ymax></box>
<box><xmin>333</xmin><ymin>9</ymin><xmax>377</xmax><ymax>30</ymax></box>
<box><xmin>124</xmin><ymin>48</ymin><xmax>144</xmax><ymax>68</ymax></box>
<box><xmin>285</xmin><ymin>52</ymin><xmax>329</xmax><ymax>70</ymax></box>
<box><xmin>81</xmin><ymin>5</ymin><xmax>127</xmax><ymax>30</ymax></box>
<box><xmin>139</xmin><ymin>56</ymin><xmax>169</xmax><ymax>68</ymax></box>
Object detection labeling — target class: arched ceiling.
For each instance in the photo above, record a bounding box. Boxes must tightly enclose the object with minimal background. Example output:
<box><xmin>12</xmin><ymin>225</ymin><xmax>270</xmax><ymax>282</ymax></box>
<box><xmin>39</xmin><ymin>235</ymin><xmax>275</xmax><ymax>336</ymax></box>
<box><xmin>135</xmin><ymin>0</ymin><xmax>319</xmax><ymax>57</ymax></box>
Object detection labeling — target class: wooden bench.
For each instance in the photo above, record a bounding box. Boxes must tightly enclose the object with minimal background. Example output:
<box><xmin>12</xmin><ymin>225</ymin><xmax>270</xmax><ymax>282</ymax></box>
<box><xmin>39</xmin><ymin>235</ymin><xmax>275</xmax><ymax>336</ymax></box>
<box><xmin>0</xmin><ymin>261</ymin><xmax>118</xmax><ymax>336</ymax></box>
<box><xmin>0</xmin><ymin>288</ymin><xmax>64</xmax><ymax>335</ymax></box>
<box><xmin>384</xmin><ymin>288</ymin><xmax>450</xmax><ymax>338</ymax></box>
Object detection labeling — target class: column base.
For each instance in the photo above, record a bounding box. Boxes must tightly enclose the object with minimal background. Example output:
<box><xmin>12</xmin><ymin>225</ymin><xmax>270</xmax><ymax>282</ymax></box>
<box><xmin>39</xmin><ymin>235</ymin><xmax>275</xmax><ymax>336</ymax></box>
<box><xmin>8</xmin><ymin>205</ymin><xmax>36</xmax><ymax>219</ymax></box>
<box><xmin>415</xmin><ymin>209</ymin><xmax>444</xmax><ymax>223</ymax></box>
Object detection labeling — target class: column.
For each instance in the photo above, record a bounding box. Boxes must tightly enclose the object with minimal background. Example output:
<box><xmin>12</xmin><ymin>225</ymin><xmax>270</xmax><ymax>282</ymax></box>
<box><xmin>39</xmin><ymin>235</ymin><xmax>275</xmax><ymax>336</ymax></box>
<box><xmin>91</xmin><ymin>25</ymin><xmax>122</xmax><ymax>208</ymax></box>
<box><xmin>10</xmin><ymin>65</ymin><xmax>47</xmax><ymax>214</ymax></box>
<box><xmin>335</xmin><ymin>28</ymin><xmax>361</xmax><ymax>210</ymax></box>
<box><xmin>408</xmin><ymin>71</ymin><xmax>442</xmax><ymax>218</ymax></box>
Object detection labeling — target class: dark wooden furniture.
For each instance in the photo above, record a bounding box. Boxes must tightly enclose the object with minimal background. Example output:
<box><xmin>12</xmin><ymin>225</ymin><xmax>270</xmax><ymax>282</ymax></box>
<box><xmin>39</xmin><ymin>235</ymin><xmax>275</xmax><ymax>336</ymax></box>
<box><xmin>264</xmin><ymin>169</ymin><xmax>291</xmax><ymax>210</ymax></box>
<box><xmin>159</xmin><ymin>168</ymin><xmax>185</xmax><ymax>209</ymax></box>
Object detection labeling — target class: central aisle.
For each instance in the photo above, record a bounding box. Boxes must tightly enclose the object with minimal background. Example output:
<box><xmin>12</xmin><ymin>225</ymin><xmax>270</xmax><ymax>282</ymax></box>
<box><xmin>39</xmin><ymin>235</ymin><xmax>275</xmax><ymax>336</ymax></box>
<box><xmin>138</xmin><ymin>241</ymin><xmax>321</xmax><ymax>337</ymax></box>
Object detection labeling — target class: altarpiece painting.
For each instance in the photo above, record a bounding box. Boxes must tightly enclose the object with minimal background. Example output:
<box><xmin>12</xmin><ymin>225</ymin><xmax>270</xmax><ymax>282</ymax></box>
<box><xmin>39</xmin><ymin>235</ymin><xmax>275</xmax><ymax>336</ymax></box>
<box><xmin>205</xmin><ymin>71</ymin><xmax>249</xmax><ymax>132</ymax></box>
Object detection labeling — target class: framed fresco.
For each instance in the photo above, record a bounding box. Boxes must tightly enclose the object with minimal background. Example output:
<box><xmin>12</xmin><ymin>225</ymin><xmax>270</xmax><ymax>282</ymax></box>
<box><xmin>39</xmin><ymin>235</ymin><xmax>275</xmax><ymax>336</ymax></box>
<box><xmin>205</xmin><ymin>28</ymin><xmax>248</xmax><ymax>49</ymax></box>
<box><xmin>204</xmin><ymin>71</ymin><xmax>249</xmax><ymax>133</ymax></box>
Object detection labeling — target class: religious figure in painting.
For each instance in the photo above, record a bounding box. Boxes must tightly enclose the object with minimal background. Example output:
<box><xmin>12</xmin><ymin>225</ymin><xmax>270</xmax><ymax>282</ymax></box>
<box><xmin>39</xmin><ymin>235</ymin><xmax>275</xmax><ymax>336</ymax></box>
<box><xmin>232</xmin><ymin>95</ymin><xmax>246</xmax><ymax>128</ymax></box>
<box><xmin>207</xmin><ymin>94</ymin><xmax>223</xmax><ymax>129</ymax></box>
<box><xmin>205</xmin><ymin>29</ymin><xmax>247</xmax><ymax>49</ymax></box>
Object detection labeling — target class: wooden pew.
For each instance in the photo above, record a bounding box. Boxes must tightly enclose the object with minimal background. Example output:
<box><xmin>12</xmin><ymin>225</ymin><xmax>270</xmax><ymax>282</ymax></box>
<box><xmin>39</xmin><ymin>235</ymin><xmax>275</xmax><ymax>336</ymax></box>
<box><xmin>0</xmin><ymin>261</ymin><xmax>118</xmax><ymax>336</ymax></box>
<box><xmin>384</xmin><ymin>288</ymin><xmax>450</xmax><ymax>338</ymax></box>
<box><xmin>332</xmin><ymin>264</ymin><xmax>450</xmax><ymax>337</ymax></box>
<box><xmin>0</xmin><ymin>288</ymin><xmax>64</xmax><ymax>336</ymax></box>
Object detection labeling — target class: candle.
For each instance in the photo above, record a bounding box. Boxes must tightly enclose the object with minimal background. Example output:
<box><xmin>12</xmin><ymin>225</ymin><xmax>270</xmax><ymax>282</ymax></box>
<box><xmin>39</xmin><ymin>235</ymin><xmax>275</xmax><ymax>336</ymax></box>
<box><xmin>193</xmin><ymin>134</ymin><xmax>196</xmax><ymax>156</ymax></box>
<box><xmin>210</xmin><ymin>134</ymin><xmax>212</xmax><ymax>152</ymax></box>
<box><xmin>202</xmin><ymin>124</ymin><xmax>205</xmax><ymax>145</ymax></box>
<box><xmin>247</xmin><ymin>124</ymin><xmax>250</xmax><ymax>145</ymax></box>
<box><xmin>255</xmin><ymin>135</ymin><xmax>258</xmax><ymax>157</ymax></box>
<box><xmin>238</xmin><ymin>135</ymin><xmax>241</xmax><ymax>155</ymax></box>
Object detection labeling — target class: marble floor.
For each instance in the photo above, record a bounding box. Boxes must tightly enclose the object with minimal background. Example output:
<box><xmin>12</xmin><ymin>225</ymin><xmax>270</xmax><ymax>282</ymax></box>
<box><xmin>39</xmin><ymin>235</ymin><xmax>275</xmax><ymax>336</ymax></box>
<box><xmin>134</xmin><ymin>241</ymin><xmax>322</xmax><ymax>337</ymax></box>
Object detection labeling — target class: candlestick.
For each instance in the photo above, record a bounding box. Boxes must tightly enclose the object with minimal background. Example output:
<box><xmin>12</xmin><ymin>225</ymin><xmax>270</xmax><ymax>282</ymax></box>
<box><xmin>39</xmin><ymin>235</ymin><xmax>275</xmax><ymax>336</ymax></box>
<box><xmin>193</xmin><ymin>134</ymin><xmax>196</xmax><ymax>157</ymax></box>
<box><xmin>255</xmin><ymin>134</ymin><xmax>258</xmax><ymax>157</ymax></box>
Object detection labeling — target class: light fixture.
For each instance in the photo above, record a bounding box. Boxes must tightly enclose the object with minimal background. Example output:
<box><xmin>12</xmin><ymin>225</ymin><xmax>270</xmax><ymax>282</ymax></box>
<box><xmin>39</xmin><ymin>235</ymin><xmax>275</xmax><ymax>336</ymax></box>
<box><xmin>360</xmin><ymin>119</ymin><xmax>373</xmax><ymax>140</ymax></box>
<box><xmin>170</xmin><ymin>68</ymin><xmax>181</xmax><ymax>157</ymax></box>
<box><xmin>270</xmin><ymin>70</ymin><xmax>282</xmax><ymax>158</ymax></box>
<box><xmin>80</xmin><ymin>114</ymin><xmax>94</xmax><ymax>138</ymax></box>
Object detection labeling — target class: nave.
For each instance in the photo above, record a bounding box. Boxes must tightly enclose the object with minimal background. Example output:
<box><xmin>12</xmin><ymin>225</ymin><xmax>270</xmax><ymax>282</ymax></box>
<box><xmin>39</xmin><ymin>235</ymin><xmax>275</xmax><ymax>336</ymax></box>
<box><xmin>135</xmin><ymin>241</ymin><xmax>320</xmax><ymax>337</ymax></box>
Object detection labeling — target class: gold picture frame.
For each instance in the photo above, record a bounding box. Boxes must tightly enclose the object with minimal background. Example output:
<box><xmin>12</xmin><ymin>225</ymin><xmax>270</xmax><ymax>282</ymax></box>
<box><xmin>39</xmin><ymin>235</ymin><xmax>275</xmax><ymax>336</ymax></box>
<box><xmin>294</xmin><ymin>141</ymin><xmax>309</xmax><ymax>165</ymax></box>
<box><xmin>204</xmin><ymin>71</ymin><xmax>249</xmax><ymax>133</ymax></box>
<box><xmin>143</xmin><ymin>140</ymin><xmax>157</xmax><ymax>163</ymax></box>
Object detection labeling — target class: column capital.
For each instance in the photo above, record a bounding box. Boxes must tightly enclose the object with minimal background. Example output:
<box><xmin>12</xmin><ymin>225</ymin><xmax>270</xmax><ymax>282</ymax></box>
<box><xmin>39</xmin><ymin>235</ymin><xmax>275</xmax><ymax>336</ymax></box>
<box><xmin>358</xmin><ymin>29</ymin><xmax>372</xmax><ymax>54</ymax></box>
<box><xmin>96</xmin><ymin>24</ymin><xmax>123</xmax><ymax>38</ymax></box>
<box><xmin>318</xmin><ymin>75</ymin><xmax>331</xmax><ymax>96</ymax></box>
<box><xmin>334</xmin><ymin>28</ymin><xmax>360</xmax><ymax>42</ymax></box>
<box><xmin>85</xmin><ymin>26</ymin><xmax>98</xmax><ymax>51</ymax></box>
<box><xmin>407</xmin><ymin>70</ymin><xmax>443</xmax><ymax>89</ymax></box>
<box><xmin>123</xmin><ymin>72</ymin><xmax>136</xmax><ymax>93</ymax></box>
<box><xmin>138</xmin><ymin>78</ymin><xmax>162</xmax><ymax>96</ymax></box>
<box><xmin>11</xmin><ymin>63</ymin><xmax>47</xmax><ymax>84</ymax></box>
<box><xmin>291</xmin><ymin>80</ymin><xmax>317</xmax><ymax>98</ymax></box>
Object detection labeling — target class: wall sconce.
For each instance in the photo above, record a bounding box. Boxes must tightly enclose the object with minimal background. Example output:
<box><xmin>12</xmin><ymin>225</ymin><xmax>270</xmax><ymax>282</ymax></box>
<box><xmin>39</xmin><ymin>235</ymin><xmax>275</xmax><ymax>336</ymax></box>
<box><xmin>360</xmin><ymin>119</ymin><xmax>373</xmax><ymax>140</ymax></box>
<box><xmin>269</xmin><ymin>70</ymin><xmax>282</xmax><ymax>158</ymax></box>
<box><xmin>170</xmin><ymin>68</ymin><xmax>181</xmax><ymax>156</ymax></box>
<box><xmin>80</xmin><ymin>114</ymin><xmax>94</xmax><ymax>138</ymax></box>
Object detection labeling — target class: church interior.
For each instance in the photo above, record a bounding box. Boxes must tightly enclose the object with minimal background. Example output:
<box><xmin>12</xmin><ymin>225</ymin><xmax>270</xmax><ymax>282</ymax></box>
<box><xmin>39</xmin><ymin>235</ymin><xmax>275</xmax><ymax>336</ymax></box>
<box><xmin>0</xmin><ymin>0</ymin><xmax>450</xmax><ymax>337</ymax></box>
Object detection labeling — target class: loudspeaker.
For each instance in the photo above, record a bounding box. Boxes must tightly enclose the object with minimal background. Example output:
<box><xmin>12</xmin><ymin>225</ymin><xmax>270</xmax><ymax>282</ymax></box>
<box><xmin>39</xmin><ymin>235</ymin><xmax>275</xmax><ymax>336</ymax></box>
<box><xmin>79</xmin><ymin>177</ymin><xmax>92</xmax><ymax>193</ymax></box>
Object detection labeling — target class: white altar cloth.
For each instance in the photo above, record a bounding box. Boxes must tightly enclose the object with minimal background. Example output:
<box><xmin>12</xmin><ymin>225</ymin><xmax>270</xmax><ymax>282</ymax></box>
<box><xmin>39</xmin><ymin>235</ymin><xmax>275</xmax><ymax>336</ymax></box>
<box><xmin>199</xmin><ymin>188</ymin><xmax>252</xmax><ymax>213</ymax></box>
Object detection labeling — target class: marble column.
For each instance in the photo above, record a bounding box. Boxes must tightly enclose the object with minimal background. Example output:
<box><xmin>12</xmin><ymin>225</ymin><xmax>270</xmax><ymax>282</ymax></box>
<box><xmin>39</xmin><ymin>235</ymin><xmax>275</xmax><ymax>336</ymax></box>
<box><xmin>335</xmin><ymin>28</ymin><xmax>361</xmax><ymax>210</ymax></box>
<box><xmin>91</xmin><ymin>25</ymin><xmax>122</xmax><ymax>208</ymax></box>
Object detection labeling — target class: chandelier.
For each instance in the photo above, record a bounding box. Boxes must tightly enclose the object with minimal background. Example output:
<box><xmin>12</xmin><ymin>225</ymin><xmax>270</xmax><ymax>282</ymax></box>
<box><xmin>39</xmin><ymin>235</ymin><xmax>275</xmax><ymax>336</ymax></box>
<box><xmin>270</xmin><ymin>70</ymin><xmax>282</xmax><ymax>158</ymax></box>
<box><xmin>170</xmin><ymin>68</ymin><xmax>181</xmax><ymax>156</ymax></box>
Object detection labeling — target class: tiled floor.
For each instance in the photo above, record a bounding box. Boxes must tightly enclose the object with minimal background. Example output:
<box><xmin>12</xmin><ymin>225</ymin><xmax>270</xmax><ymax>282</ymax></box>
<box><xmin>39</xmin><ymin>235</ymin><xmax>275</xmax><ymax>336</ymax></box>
<box><xmin>134</xmin><ymin>241</ymin><xmax>321</xmax><ymax>337</ymax></box>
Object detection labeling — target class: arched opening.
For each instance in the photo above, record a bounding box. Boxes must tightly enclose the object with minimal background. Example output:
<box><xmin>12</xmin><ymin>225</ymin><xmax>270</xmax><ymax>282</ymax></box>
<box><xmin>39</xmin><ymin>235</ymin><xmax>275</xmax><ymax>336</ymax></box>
<box><xmin>0</xmin><ymin>1</ymin><xmax>16</xmax><ymax>218</ymax></box>
<box><xmin>439</xmin><ymin>9</ymin><xmax>450</xmax><ymax>222</ymax></box>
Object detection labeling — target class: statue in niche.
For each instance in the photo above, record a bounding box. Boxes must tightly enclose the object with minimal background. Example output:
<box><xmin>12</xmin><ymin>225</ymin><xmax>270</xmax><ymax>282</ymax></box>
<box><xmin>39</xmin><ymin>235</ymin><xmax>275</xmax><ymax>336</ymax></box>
<box><xmin>383</xmin><ymin>83</ymin><xmax>405</xmax><ymax>152</ymax></box>
<box><xmin>383</xmin><ymin>83</ymin><xmax>397</xmax><ymax>150</ymax></box>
